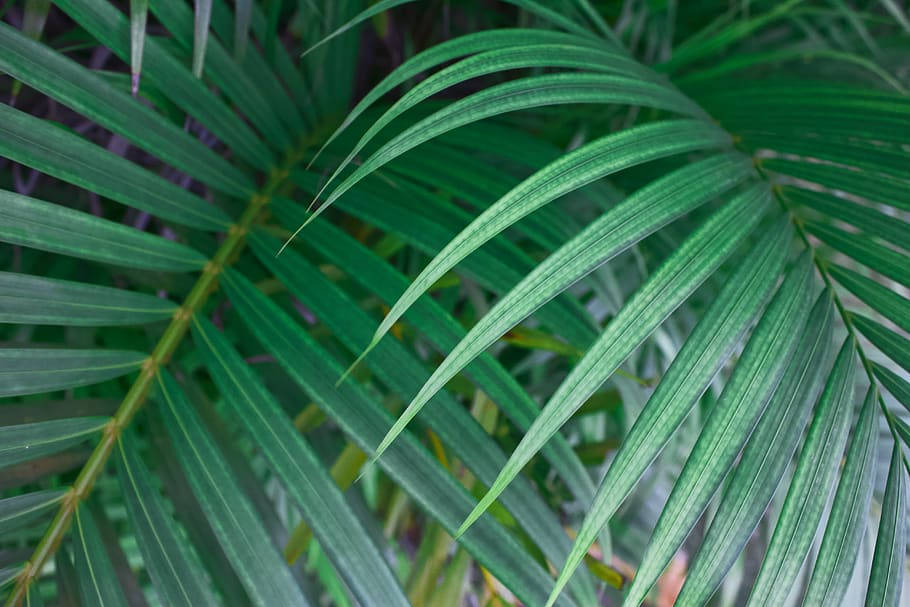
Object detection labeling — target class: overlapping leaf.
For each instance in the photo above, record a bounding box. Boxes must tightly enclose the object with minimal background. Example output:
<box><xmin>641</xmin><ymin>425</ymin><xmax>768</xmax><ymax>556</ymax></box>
<box><xmin>268</xmin><ymin>201</ymin><xmax>595</xmax><ymax>504</ymax></box>
<box><xmin>0</xmin><ymin>490</ymin><xmax>67</xmax><ymax>537</ymax></box>
<box><xmin>460</xmin><ymin>183</ymin><xmax>772</xmax><ymax>539</ymax></box>
<box><xmin>0</xmin><ymin>22</ymin><xmax>253</xmax><ymax>195</ymax></box>
<box><xmin>804</xmin><ymin>387</ymin><xmax>879</xmax><ymax>606</ymax></box>
<box><xmin>371</xmin><ymin>154</ymin><xmax>752</xmax><ymax>464</ymax></box>
<box><xmin>115</xmin><ymin>433</ymin><xmax>218</xmax><ymax>606</ymax></box>
<box><xmin>72</xmin><ymin>504</ymin><xmax>129</xmax><ymax>607</ymax></box>
<box><xmin>155</xmin><ymin>370</ymin><xmax>311</xmax><ymax>607</ymax></box>
<box><xmin>676</xmin><ymin>290</ymin><xmax>835</xmax><ymax>605</ymax></box>
<box><xmin>0</xmin><ymin>190</ymin><xmax>206</xmax><ymax>272</ymax></box>
<box><xmin>0</xmin><ymin>103</ymin><xmax>229</xmax><ymax>230</ymax></box>
<box><xmin>220</xmin><ymin>268</ymin><xmax>578</xmax><ymax>607</ymax></box>
<box><xmin>746</xmin><ymin>337</ymin><xmax>858</xmax><ymax>607</ymax></box>
<box><xmin>353</xmin><ymin>119</ymin><xmax>731</xmax><ymax>385</ymax></box>
<box><xmin>0</xmin><ymin>349</ymin><xmax>144</xmax><ymax>397</ymax></box>
<box><xmin>190</xmin><ymin>316</ymin><xmax>410</xmax><ymax>607</ymax></box>
<box><xmin>291</xmin><ymin>74</ymin><xmax>708</xmax><ymax>235</ymax></box>
<box><xmin>249</xmin><ymin>231</ymin><xmax>597</xmax><ymax>604</ymax></box>
<box><xmin>619</xmin><ymin>252</ymin><xmax>815</xmax><ymax>607</ymax></box>
<box><xmin>864</xmin><ymin>443</ymin><xmax>908</xmax><ymax>607</ymax></box>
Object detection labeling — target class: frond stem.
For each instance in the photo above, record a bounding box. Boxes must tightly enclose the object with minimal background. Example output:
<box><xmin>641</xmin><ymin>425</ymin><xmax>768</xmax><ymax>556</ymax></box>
<box><xmin>5</xmin><ymin>135</ymin><xmax>315</xmax><ymax>607</ymax></box>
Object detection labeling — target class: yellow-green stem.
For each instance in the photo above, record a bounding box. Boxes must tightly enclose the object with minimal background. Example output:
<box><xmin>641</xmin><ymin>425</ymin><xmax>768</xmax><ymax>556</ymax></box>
<box><xmin>5</xmin><ymin>136</ymin><xmax>312</xmax><ymax>607</ymax></box>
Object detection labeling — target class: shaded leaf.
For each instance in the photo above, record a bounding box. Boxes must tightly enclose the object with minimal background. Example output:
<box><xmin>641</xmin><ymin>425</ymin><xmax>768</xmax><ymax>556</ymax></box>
<box><xmin>115</xmin><ymin>433</ymin><xmax>218</xmax><ymax>607</ymax></box>
<box><xmin>156</xmin><ymin>371</ymin><xmax>311</xmax><ymax>607</ymax></box>
<box><xmin>249</xmin><ymin>232</ymin><xmax>598</xmax><ymax>604</ymax></box>
<box><xmin>0</xmin><ymin>22</ymin><xmax>254</xmax><ymax>195</ymax></box>
<box><xmin>54</xmin><ymin>0</ymin><xmax>275</xmax><ymax>169</ymax></box>
<box><xmin>0</xmin><ymin>417</ymin><xmax>107</xmax><ymax>470</ymax></box>
<box><xmin>0</xmin><ymin>104</ymin><xmax>229</xmax><ymax>231</ymax></box>
<box><xmin>0</xmin><ymin>272</ymin><xmax>176</xmax><ymax>326</ymax></box>
<box><xmin>0</xmin><ymin>349</ymin><xmax>144</xmax><ymax>397</ymax></box>
<box><xmin>269</xmin><ymin>202</ymin><xmax>596</xmax><ymax>506</ymax></box>
<box><xmin>73</xmin><ymin>503</ymin><xmax>129</xmax><ymax>607</ymax></box>
<box><xmin>220</xmin><ymin>269</ymin><xmax>579</xmax><ymax>607</ymax></box>
<box><xmin>0</xmin><ymin>189</ymin><xmax>206</xmax><ymax>272</ymax></box>
<box><xmin>0</xmin><ymin>489</ymin><xmax>67</xmax><ymax>537</ymax></box>
<box><xmin>190</xmin><ymin>316</ymin><xmax>410</xmax><ymax>607</ymax></box>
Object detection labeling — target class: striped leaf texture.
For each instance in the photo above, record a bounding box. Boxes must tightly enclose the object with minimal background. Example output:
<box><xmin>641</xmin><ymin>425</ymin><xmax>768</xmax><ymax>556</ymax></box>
<box><xmin>1</xmin><ymin>2</ymin><xmax>907</xmax><ymax>606</ymax></box>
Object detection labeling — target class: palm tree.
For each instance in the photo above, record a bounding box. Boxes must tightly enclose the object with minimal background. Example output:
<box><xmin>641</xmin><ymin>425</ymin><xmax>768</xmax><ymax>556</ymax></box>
<box><xmin>0</xmin><ymin>1</ymin><xmax>907</xmax><ymax>605</ymax></box>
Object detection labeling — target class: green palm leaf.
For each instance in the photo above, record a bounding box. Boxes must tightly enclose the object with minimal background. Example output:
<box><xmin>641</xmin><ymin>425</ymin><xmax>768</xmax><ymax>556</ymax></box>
<box><xmin>155</xmin><ymin>370</ymin><xmax>311</xmax><ymax>607</ymax></box>
<box><xmin>865</xmin><ymin>443</ymin><xmax>908</xmax><ymax>607</ymax></box>
<box><xmin>190</xmin><ymin>316</ymin><xmax>410</xmax><ymax>607</ymax></box>
<box><xmin>460</xmin><ymin>183</ymin><xmax>772</xmax><ymax>538</ymax></box>
<box><xmin>746</xmin><ymin>337</ymin><xmax>858</xmax><ymax>607</ymax></box>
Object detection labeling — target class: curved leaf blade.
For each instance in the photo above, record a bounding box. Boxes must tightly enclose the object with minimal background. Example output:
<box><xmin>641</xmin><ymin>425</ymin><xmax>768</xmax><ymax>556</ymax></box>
<box><xmin>361</xmin><ymin>119</ymin><xmax>731</xmax><ymax>405</ymax></box>
<box><xmin>377</xmin><ymin>153</ymin><xmax>751</xmax><ymax>464</ymax></box>
<box><xmin>219</xmin><ymin>269</ymin><xmax>579</xmax><ymax>607</ymax></box>
<box><xmin>317</xmin><ymin>41</ymin><xmax>656</xmax><ymax>195</ymax></box>
<box><xmin>563</xmin><ymin>221</ymin><xmax>801</xmax><ymax>607</ymax></box>
<box><xmin>292</xmin><ymin>73</ymin><xmax>708</xmax><ymax>236</ymax></box>
<box><xmin>676</xmin><ymin>290</ymin><xmax>835</xmax><ymax>606</ymax></box>
<box><xmin>621</xmin><ymin>252</ymin><xmax>816</xmax><ymax>607</ymax></box>
<box><xmin>248</xmin><ymin>232</ymin><xmax>598</xmax><ymax>604</ymax></box>
<box><xmin>268</xmin><ymin>203</ymin><xmax>596</xmax><ymax>507</ymax></box>
<box><xmin>864</xmin><ymin>443</ymin><xmax>907</xmax><ymax>607</ymax></box>
<box><xmin>804</xmin><ymin>387</ymin><xmax>879</xmax><ymax>606</ymax></box>
<box><xmin>313</xmin><ymin>28</ymin><xmax>606</xmax><ymax>163</ymax></box>
<box><xmin>460</xmin><ymin>183</ymin><xmax>772</xmax><ymax>540</ymax></box>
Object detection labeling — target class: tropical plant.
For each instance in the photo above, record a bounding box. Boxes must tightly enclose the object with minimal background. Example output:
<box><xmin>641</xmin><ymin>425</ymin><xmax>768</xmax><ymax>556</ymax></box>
<box><xmin>1</xmin><ymin>0</ymin><xmax>909</xmax><ymax>605</ymax></box>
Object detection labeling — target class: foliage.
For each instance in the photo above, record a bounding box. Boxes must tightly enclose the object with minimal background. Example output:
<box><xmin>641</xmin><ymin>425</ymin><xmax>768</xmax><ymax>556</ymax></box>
<box><xmin>1</xmin><ymin>0</ymin><xmax>909</xmax><ymax>606</ymax></box>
